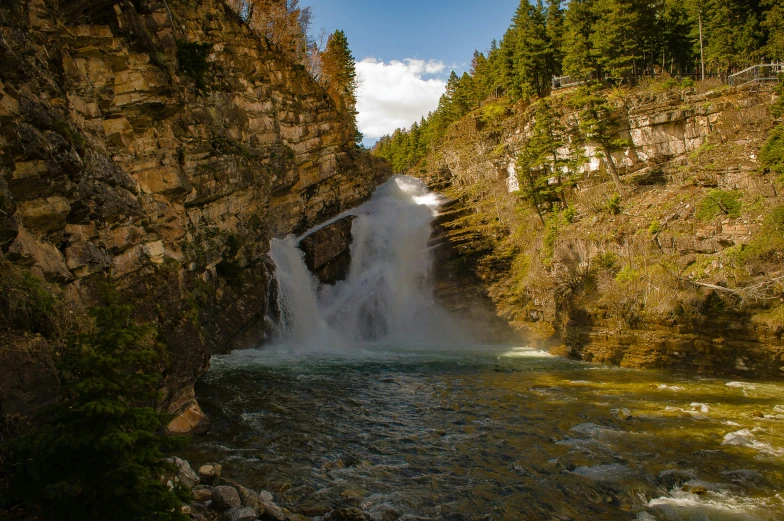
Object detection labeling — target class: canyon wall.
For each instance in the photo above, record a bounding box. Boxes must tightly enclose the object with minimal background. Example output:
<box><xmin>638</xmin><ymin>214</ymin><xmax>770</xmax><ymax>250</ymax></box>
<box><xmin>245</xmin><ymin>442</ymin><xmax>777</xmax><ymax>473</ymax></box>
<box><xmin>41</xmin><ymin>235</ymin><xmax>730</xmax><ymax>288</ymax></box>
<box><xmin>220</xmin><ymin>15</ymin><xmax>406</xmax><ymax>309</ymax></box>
<box><xmin>0</xmin><ymin>0</ymin><xmax>390</xmax><ymax>429</ymax></box>
<box><xmin>417</xmin><ymin>84</ymin><xmax>784</xmax><ymax>377</ymax></box>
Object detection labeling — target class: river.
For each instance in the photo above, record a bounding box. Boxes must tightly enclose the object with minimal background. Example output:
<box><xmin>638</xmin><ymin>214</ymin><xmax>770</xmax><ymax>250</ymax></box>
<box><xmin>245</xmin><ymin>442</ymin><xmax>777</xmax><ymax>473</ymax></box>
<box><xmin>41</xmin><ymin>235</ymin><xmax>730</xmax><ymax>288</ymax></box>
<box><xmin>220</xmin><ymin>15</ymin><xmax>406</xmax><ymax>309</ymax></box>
<box><xmin>180</xmin><ymin>177</ymin><xmax>784</xmax><ymax>520</ymax></box>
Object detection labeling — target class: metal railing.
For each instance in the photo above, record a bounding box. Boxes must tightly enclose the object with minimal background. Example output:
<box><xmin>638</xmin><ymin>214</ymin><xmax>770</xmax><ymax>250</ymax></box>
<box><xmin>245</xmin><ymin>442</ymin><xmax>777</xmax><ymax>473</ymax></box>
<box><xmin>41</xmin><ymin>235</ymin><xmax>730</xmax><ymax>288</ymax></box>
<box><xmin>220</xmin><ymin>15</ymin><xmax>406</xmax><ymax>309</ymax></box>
<box><xmin>728</xmin><ymin>63</ymin><xmax>784</xmax><ymax>87</ymax></box>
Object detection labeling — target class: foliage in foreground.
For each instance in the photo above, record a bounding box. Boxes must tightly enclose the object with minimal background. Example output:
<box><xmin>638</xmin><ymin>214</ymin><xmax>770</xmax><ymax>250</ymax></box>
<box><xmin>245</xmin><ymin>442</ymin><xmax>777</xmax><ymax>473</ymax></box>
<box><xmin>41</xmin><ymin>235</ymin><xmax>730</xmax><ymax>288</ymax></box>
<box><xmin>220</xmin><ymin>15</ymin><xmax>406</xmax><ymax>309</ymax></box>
<box><xmin>1</xmin><ymin>292</ymin><xmax>190</xmax><ymax>521</ymax></box>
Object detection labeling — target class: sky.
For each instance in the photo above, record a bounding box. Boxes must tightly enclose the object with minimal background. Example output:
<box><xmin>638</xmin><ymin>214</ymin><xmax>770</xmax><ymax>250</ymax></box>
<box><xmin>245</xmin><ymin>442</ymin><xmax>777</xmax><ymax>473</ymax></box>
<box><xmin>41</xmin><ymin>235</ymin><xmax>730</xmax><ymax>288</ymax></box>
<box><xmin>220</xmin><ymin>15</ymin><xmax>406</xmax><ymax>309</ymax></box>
<box><xmin>308</xmin><ymin>0</ymin><xmax>521</xmax><ymax>146</ymax></box>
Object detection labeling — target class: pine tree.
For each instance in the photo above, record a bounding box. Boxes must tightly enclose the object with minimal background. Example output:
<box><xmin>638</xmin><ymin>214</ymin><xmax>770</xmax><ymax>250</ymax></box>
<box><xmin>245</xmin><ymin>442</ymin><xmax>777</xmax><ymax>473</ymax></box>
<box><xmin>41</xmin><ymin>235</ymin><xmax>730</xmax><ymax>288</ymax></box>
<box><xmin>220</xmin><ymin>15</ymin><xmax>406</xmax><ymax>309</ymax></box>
<box><xmin>562</xmin><ymin>0</ymin><xmax>599</xmax><ymax>80</ymax></box>
<box><xmin>590</xmin><ymin>0</ymin><xmax>645</xmax><ymax>84</ymax></box>
<box><xmin>517</xmin><ymin>99</ymin><xmax>580</xmax><ymax>222</ymax></box>
<box><xmin>2</xmin><ymin>291</ymin><xmax>191</xmax><ymax>521</ymax></box>
<box><xmin>546</xmin><ymin>0</ymin><xmax>565</xmax><ymax>77</ymax></box>
<box><xmin>569</xmin><ymin>85</ymin><xmax>627</xmax><ymax>197</ymax></box>
<box><xmin>320</xmin><ymin>30</ymin><xmax>362</xmax><ymax>146</ymax></box>
<box><xmin>762</xmin><ymin>0</ymin><xmax>784</xmax><ymax>61</ymax></box>
<box><xmin>512</xmin><ymin>0</ymin><xmax>554</xmax><ymax>99</ymax></box>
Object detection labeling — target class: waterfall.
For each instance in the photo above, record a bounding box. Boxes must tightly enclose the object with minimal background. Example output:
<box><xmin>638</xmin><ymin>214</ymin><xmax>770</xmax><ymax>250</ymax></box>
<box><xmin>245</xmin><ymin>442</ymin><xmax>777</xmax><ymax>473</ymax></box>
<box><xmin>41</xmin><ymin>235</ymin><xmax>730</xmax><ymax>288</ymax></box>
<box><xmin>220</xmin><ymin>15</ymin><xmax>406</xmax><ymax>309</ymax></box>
<box><xmin>268</xmin><ymin>175</ymin><xmax>459</xmax><ymax>350</ymax></box>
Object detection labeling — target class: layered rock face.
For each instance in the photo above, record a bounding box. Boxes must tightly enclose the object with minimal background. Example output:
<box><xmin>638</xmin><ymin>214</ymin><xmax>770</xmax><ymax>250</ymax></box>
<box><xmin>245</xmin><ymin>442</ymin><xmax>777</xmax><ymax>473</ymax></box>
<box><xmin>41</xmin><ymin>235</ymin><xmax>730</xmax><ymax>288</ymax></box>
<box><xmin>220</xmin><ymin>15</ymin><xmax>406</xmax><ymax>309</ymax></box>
<box><xmin>417</xmin><ymin>85</ymin><xmax>784</xmax><ymax>377</ymax></box>
<box><xmin>0</xmin><ymin>0</ymin><xmax>390</xmax><ymax>424</ymax></box>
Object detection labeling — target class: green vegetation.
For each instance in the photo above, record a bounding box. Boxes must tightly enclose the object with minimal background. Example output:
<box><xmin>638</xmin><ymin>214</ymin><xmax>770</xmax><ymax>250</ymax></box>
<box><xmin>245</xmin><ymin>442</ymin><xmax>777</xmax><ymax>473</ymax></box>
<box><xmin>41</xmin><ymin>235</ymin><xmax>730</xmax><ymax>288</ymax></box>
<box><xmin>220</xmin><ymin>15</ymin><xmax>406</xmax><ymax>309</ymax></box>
<box><xmin>176</xmin><ymin>40</ymin><xmax>211</xmax><ymax>92</ymax></box>
<box><xmin>319</xmin><ymin>30</ymin><xmax>362</xmax><ymax>146</ymax></box>
<box><xmin>760</xmin><ymin>79</ymin><xmax>784</xmax><ymax>180</ymax></box>
<box><xmin>605</xmin><ymin>192</ymin><xmax>622</xmax><ymax>215</ymax></box>
<box><xmin>374</xmin><ymin>0</ymin><xmax>783</xmax><ymax>171</ymax></box>
<box><xmin>2</xmin><ymin>290</ymin><xmax>190</xmax><ymax>521</ymax></box>
<box><xmin>696</xmin><ymin>189</ymin><xmax>742</xmax><ymax>220</ymax></box>
<box><xmin>516</xmin><ymin>99</ymin><xmax>582</xmax><ymax>223</ymax></box>
<box><xmin>0</xmin><ymin>260</ymin><xmax>77</xmax><ymax>339</ymax></box>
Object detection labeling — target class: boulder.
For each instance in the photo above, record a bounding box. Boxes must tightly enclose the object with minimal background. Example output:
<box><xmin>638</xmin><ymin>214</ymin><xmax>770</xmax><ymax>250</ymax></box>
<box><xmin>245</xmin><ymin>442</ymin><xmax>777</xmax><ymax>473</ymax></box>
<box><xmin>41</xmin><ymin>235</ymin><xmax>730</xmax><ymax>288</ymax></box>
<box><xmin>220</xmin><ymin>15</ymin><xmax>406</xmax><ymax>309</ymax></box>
<box><xmin>212</xmin><ymin>486</ymin><xmax>242</xmax><ymax>511</ymax></box>
<box><xmin>237</xmin><ymin>485</ymin><xmax>265</xmax><ymax>517</ymax></box>
<box><xmin>221</xmin><ymin>506</ymin><xmax>257</xmax><ymax>521</ymax></box>
<box><xmin>165</xmin><ymin>457</ymin><xmax>200</xmax><ymax>488</ymax></box>
<box><xmin>259</xmin><ymin>500</ymin><xmax>287</xmax><ymax>521</ymax></box>
<box><xmin>198</xmin><ymin>463</ymin><xmax>222</xmax><ymax>486</ymax></box>
<box><xmin>192</xmin><ymin>485</ymin><xmax>213</xmax><ymax>503</ymax></box>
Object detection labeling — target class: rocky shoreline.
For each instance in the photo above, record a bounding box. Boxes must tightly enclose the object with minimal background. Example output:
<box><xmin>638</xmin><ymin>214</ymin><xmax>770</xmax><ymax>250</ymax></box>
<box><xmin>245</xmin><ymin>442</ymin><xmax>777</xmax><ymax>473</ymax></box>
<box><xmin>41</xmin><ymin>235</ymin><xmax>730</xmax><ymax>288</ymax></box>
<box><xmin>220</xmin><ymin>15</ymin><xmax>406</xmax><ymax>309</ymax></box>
<box><xmin>167</xmin><ymin>458</ymin><xmax>393</xmax><ymax>521</ymax></box>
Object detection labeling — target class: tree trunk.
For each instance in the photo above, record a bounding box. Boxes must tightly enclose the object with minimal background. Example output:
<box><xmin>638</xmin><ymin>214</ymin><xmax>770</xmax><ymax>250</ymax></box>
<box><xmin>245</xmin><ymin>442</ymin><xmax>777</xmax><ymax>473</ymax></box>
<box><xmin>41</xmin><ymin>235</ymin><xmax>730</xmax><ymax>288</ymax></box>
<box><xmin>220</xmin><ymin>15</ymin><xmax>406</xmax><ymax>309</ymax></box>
<box><xmin>601</xmin><ymin>143</ymin><xmax>624</xmax><ymax>196</ymax></box>
<box><xmin>699</xmin><ymin>11</ymin><xmax>705</xmax><ymax>81</ymax></box>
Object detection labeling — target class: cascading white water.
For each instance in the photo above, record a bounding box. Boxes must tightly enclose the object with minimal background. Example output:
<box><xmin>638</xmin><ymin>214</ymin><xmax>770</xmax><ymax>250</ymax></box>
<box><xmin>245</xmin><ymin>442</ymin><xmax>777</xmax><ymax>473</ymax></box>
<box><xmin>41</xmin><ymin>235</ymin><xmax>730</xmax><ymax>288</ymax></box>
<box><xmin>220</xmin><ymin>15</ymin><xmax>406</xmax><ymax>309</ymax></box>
<box><xmin>268</xmin><ymin>175</ymin><xmax>459</xmax><ymax>350</ymax></box>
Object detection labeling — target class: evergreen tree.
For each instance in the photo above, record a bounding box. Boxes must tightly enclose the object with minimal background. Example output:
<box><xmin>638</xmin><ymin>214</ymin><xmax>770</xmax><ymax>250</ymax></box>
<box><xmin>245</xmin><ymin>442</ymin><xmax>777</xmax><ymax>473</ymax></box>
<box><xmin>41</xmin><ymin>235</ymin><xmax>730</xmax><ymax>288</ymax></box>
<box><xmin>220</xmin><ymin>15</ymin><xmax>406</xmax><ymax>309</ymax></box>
<box><xmin>512</xmin><ymin>0</ymin><xmax>554</xmax><ymax>99</ymax></box>
<box><xmin>762</xmin><ymin>0</ymin><xmax>784</xmax><ymax>61</ymax></box>
<box><xmin>320</xmin><ymin>30</ymin><xmax>362</xmax><ymax>146</ymax></box>
<box><xmin>517</xmin><ymin>99</ymin><xmax>581</xmax><ymax>222</ymax></box>
<box><xmin>546</xmin><ymin>0</ymin><xmax>565</xmax><ymax>77</ymax></box>
<box><xmin>569</xmin><ymin>84</ymin><xmax>626</xmax><ymax>196</ymax></box>
<box><xmin>590</xmin><ymin>0</ymin><xmax>646</xmax><ymax>84</ymax></box>
<box><xmin>562</xmin><ymin>0</ymin><xmax>599</xmax><ymax>80</ymax></box>
<box><xmin>2</xmin><ymin>293</ymin><xmax>190</xmax><ymax>521</ymax></box>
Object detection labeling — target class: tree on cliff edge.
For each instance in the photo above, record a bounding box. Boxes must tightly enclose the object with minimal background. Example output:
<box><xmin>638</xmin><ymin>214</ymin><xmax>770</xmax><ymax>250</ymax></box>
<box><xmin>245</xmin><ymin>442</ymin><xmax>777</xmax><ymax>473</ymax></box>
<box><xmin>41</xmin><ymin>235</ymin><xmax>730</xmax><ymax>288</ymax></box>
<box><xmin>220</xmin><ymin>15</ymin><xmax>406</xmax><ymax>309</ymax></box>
<box><xmin>2</xmin><ymin>291</ymin><xmax>190</xmax><ymax>521</ymax></box>
<box><xmin>320</xmin><ymin>30</ymin><xmax>362</xmax><ymax>146</ymax></box>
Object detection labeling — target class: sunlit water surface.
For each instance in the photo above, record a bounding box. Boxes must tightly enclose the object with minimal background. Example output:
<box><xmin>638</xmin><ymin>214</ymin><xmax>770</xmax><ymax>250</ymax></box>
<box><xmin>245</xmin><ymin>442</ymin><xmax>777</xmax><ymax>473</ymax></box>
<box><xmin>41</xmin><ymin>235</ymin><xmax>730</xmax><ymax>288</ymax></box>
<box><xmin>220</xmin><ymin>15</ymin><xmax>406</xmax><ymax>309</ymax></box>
<box><xmin>180</xmin><ymin>344</ymin><xmax>784</xmax><ymax>521</ymax></box>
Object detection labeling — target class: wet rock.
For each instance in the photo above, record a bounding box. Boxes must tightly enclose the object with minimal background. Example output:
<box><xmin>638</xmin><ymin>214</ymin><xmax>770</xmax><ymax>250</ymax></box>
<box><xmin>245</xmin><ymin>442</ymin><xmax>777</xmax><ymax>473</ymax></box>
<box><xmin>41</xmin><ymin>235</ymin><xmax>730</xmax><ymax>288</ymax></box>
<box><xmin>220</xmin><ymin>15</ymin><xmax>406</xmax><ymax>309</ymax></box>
<box><xmin>324</xmin><ymin>508</ymin><xmax>368</xmax><ymax>521</ymax></box>
<box><xmin>236</xmin><ymin>485</ymin><xmax>265</xmax><ymax>517</ymax></box>
<box><xmin>212</xmin><ymin>486</ymin><xmax>242</xmax><ymax>511</ymax></box>
<box><xmin>657</xmin><ymin>469</ymin><xmax>697</xmax><ymax>489</ymax></box>
<box><xmin>165</xmin><ymin>457</ymin><xmax>200</xmax><ymax>488</ymax></box>
<box><xmin>258</xmin><ymin>490</ymin><xmax>275</xmax><ymax>503</ymax></box>
<box><xmin>297</xmin><ymin>502</ymin><xmax>331</xmax><ymax>517</ymax></box>
<box><xmin>259</xmin><ymin>500</ymin><xmax>287</xmax><ymax>521</ymax></box>
<box><xmin>681</xmin><ymin>484</ymin><xmax>708</xmax><ymax>495</ymax></box>
<box><xmin>221</xmin><ymin>506</ymin><xmax>257</xmax><ymax>521</ymax></box>
<box><xmin>614</xmin><ymin>408</ymin><xmax>632</xmax><ymax>420</ymax></box>
<box><xmin>298</xmin><ymin>215</ymin><xmax>355</xmax><ymax>285</ymax></box>
<box><xmin>192</xmin><ymin>485</ymin><xmax>213</xmax><ymax>503</ymax></box>
<box><xmin>198</xmin><ymin>463</ymin><xmax>223</xmax><ymax>486</ymax></box>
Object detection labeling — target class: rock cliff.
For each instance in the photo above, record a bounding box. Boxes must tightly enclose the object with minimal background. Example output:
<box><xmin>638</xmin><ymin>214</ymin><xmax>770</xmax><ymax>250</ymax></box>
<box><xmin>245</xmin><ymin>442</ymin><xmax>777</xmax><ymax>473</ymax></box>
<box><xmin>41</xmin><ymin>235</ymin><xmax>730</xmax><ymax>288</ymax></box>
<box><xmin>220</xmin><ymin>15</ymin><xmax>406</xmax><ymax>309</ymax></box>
<box><xmin>0</xmin><ymin>0</ymin><xmax>390</xmax><ymax>429</ymax></box>
<box><xmin>415</xmin><ymin>83</ymin><xmax>784</xmax><ymax>377</ymax></box>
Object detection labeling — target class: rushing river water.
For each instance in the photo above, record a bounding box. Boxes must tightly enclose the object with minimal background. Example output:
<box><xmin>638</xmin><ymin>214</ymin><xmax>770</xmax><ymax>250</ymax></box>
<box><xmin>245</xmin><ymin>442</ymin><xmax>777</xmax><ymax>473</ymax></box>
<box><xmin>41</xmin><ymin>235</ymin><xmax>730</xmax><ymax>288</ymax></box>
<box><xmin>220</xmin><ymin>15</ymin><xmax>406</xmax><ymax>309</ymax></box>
<box><xmin>182</xmin><ymin>177</ymin><xmax>784</xmax><ymax>520</ymax></box>
<box><xmin>183</xmin><ymin>346</ymin><xmax>784</xmax><ymax>520</ymax></box>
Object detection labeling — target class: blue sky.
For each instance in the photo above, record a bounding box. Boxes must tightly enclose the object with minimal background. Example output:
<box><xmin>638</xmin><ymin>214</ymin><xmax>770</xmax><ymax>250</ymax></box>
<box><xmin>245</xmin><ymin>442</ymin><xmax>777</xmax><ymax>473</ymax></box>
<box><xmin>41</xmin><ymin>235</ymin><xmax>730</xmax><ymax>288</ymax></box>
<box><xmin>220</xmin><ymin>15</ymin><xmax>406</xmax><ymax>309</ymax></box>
<box><xmin>308</xmin><ymin>0</ymin><xmax>521</xmax><ymax>145</ymax></box>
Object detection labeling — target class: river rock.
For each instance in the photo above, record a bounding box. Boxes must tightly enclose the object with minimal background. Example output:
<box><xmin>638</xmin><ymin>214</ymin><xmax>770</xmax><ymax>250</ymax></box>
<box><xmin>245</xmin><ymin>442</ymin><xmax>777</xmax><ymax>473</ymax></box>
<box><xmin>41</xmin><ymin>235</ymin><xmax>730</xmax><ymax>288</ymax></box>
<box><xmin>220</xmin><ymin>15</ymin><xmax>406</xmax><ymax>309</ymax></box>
<box><xmin>259</xmin><ymin>500</ymin><xmax>287</xmax><ymax>521</ymax></box>
<box><xmin>199</xmin><ymin>463</ymin><xmax>222</xmax><ymax>485</ymax></box>
<box><xmin>614</xmin><ymin>408</ymin><xmax>632</xmax><ymax>420</ymax></box>
<box><xmin>165</xmin><ymin>457</ymin><xmax>200</xmax><ymax>488</ymax></box>
<box><xmin>221</xmin><ymin>506</ymin><xmax>258</xmax><ymax>521</ymax></box>
<box><xmin>258</xmin><ymin>491</ymin><xmax>274</xmax><ymax>503</ymax></box>
<box><xmin>324</xmin><ymin>508</ymin><xmax>368</xmax><ymax>521</ymax></box>
<box><xmin>236</xmin><ymin>485</ymin><xmax>265</xmax><ymax>516</ymax></box>
<box><xmin>192</xmin><ymin>485</ymin><xmax>213</xmax><ymax>503</ymax></box>
<box><xmin>212</xmin><ymin>486</ymin><xmax>242</xmax><ymax>511</ymax></box>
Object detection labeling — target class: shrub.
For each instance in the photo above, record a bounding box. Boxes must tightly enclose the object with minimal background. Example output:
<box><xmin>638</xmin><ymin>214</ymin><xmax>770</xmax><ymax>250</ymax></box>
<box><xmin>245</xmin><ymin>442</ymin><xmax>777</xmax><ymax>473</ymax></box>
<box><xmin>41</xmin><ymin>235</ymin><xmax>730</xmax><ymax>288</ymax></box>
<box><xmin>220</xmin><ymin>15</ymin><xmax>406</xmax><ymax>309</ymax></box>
<box><xmin>760</xmin><ymin>124</ymin><xmax>784</xmax><ymax>179</ymax></box>
<box><xmin>2</xmin><ymin>292</ymin><xmax>191</xmax><ymax>521</ymax></box>
<box><xmin>606</xmin><ymin>192</ymin><xmax>621</xmax><ymax>215</ymax></box>
<box><xmin>696</xmin><ymin>189</ymin><xmax>742</xmax><ymax>220</ymax></box>
<box><xmin>0</xmin><ymin>260</ymin><xmax>73</xmax><ymax>339</ymax></box>
<box><xmin>176</xmin><ymin>40</ymin><xmax>211</xmax><ymax>92</ymax></box>
<box><xmin>648</xmin><ymin>220</ymin><xmax>662</xmax><ymax>235</ymax></box>
<box><xmin>681</xmin><ymin>78</ymin><xmax>695</xmax><ymax>89</ymax></box>
<box><xmin>594</xmin><ymin>251</ymin><xmax>620</xmax><ymax>272</ymax></box>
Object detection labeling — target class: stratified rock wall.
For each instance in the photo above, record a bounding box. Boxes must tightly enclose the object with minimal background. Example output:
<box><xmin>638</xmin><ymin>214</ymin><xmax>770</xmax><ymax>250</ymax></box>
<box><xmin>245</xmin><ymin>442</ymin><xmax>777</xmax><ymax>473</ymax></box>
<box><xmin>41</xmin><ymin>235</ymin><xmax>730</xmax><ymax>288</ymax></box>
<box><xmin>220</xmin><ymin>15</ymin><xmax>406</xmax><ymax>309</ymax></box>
<box><xmin>416</xmin><ymin>85</ymin><xmax>784</xmax><ymax>377</ymax></box>
<box><xmin>0</xmin><ymin>0</ymin><xmax>391</xmax><ymax>422</ymax></box>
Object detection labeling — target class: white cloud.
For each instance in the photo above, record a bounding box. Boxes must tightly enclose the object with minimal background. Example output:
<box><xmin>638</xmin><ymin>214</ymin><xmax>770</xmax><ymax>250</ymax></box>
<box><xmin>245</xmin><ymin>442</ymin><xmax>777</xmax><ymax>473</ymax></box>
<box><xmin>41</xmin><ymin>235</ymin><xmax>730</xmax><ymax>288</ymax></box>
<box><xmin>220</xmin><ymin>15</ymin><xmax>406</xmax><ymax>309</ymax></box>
<box><xmin>355</xmin><ymin>58</ymin><xmax>447</xmax><ymax>143</ymax></box>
